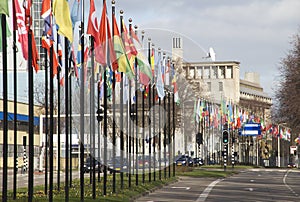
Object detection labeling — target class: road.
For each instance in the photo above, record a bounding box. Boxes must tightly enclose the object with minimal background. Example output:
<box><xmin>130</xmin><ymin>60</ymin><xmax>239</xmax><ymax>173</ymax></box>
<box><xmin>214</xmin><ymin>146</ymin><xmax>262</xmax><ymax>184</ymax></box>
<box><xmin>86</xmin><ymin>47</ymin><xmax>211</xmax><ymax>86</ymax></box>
<box><xmin>135</xmin><ymin>168</ymin><xmax>300</xmax><ymax>202</ymax></box>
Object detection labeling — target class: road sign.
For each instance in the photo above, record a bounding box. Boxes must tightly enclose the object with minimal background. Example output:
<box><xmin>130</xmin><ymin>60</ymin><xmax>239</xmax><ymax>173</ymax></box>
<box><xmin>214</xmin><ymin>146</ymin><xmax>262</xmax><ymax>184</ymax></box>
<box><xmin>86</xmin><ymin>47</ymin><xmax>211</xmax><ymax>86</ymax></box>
<box><xmin>239</xmin><ymin>123</ymin><xmax>261</xmax><ymax>136</ymax></box>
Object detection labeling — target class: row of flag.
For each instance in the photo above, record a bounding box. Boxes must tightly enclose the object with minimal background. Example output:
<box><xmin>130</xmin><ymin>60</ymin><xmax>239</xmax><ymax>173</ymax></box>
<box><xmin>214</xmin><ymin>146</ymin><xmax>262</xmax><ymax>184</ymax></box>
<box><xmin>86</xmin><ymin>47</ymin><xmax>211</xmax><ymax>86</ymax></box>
<box><xmin>193</xmin><ymin>98</ymin><xmax>293</xmax><ymax>141</ymax></box>
<box><xmin>0</xmin><ymin>0</ymin><xmax>179</xmax><ymax>103</ymax></box>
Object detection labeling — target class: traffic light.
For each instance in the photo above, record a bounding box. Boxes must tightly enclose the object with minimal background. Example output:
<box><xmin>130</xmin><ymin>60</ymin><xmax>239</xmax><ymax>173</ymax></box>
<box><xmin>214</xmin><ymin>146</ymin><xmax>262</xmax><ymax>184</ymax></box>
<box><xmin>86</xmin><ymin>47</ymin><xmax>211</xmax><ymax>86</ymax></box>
<box><xmin>222</xmin><ymin>130</ymin><xmax>229</xmax><ymax>144</ymax></box>
<box><xmin>96</xmin><ymin>106</ymin><xmax>104</xmax><ymax>122</ymax></box>
<box><xmin>196</xmin><ymin>133</ymin><xmax>203</xmax><ymax>144</ymax></box>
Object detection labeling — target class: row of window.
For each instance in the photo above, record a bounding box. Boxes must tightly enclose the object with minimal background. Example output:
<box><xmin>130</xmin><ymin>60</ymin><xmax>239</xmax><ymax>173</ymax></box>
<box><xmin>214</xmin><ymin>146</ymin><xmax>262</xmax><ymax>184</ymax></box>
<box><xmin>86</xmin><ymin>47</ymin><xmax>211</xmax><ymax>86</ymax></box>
<box><xmin>186</xmin><ymin>65</ymin><xmax>234</xmax><ymax>80</ymax></box>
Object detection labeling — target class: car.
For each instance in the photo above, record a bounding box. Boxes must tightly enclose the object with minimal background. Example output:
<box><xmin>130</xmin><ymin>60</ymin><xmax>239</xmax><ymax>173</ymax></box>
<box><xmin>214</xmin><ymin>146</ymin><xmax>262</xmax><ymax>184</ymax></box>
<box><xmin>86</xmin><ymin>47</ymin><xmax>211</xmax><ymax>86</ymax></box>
<box><xmin>108</xmin><ymin>156</ymin><xmax>128</xmax><ymax>173</ymax></box>
<box><xmin>138</xmin><ymin>155</ymin><xmax>158</xmax><ymax>168</ymax></box>
<box><xmin>193</xmin><ymin>157</ymin><xmax>204</xmax><ymax>166</ymax></box>
<box><xmin>287</xmin><ymin>162</ymin><xmax>296</xmax><ymax>168</ymax></box>
<box><xmin>176</xmin><ymin>155</ymin><xmax>194</xmax><ymax>166</ymax></box>
<box><xmin>83</xmin><ymin>157</ymin><xmax>104</xmax><ymax>173</ymax></box>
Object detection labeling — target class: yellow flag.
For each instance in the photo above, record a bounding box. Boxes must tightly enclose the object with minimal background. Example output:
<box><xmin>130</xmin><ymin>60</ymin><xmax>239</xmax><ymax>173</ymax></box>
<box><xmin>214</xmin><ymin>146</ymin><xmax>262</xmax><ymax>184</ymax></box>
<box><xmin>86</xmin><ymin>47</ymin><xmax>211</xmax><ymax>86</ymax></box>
<box><xmin>53</xmin><ymin>0</ymin><xmax>73</xmax><ymax>42</ymax></box>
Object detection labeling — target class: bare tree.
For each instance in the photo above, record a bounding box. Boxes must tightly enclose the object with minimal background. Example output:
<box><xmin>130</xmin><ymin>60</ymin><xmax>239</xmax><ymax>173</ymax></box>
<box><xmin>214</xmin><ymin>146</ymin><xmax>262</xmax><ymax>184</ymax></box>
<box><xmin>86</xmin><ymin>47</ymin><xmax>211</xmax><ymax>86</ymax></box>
<box><xmin>274</xmin><ymin>32</ymin><xmax>300</xmax><ymax>136</ymax></box>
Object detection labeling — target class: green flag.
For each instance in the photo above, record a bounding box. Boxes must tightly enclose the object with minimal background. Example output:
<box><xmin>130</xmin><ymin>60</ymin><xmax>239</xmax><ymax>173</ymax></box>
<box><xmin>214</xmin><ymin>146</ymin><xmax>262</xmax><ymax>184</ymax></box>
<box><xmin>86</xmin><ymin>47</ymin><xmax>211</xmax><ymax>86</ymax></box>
<box><xmin>0</xmin><ymin>15</ymin><xmax>12</xmax><ymax>51</ymax></box>
<box><xmin>0</xmin><ymin>0</ymin><xmax>9</xmax><ymax>16</ymax></box>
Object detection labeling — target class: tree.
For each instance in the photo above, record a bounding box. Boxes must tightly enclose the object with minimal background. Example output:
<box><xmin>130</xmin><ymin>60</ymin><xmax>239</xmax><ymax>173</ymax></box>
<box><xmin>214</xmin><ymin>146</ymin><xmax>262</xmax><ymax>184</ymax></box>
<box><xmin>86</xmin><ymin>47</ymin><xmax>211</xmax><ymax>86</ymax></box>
<box><xmin>274</xmin><ymin>32</ymin><xmax>300</xmax><ymax>136</ymax></box>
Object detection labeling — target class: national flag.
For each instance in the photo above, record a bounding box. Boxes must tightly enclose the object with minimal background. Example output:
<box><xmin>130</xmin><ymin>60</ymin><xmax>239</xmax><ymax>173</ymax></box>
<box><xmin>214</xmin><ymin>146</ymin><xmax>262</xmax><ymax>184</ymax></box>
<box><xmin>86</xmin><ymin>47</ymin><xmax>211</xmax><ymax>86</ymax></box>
<box><xmin>14</xmin><ymin>0</ymin><xmax>28</xmax><ymax>60</ymax></box>
<box><xmin>23</xmin><ymin>0</ymin><xmax>39</xmax><ymax>72</ymax></box>
<box><xmin>129</xmin><ymin>25</ymin><xmax>152</xmax><ymax>85</ymax></box>
<box><xmin>57</xmin><ymin>35</ymin><xmax>65</xmax><ymax>86</ymax></box>
<box><xmin>106</xmin><ymin>15</ymin><xmax>118</xmax><ymax>71</ymax></box>
<box><xmin>0</xmin><ymin>16</ymin><xmax>11</xmax><ymax>51</ymax></box>
<box><xmin>87</xmin><ymin>0</ymin><xmax>107</xmax><ymax>66</ymax></box>
<box><xmin>171</xmin><ymin>63</ymin><xmax>179</xmax><ymax>103</ymax></box>
<box><xmin>41</xmin><ymin>0</ymin><xmax>59</xmax><ymax>76</ymax></box>
<box><xmin>53</xmin><ymin>0</ymin><xmax>73</xmax><ymax>42</ymax></box>
<box><xmin>165</xmin><ymin>59</ymin><xmax>170</xmax><ymax>85</ymax></box>
<box><xmin>112</xmin><ymin>14</ymin><xmax>134</xmax><ymax>79</ymax></box>
<box><xmin>151</xmin><ymin>48</ymin><xmax>155</xmax><ymax>76</ymax></box>
<box><xmin>0</xmin><ymin>0</ymin><xmax>9</xmax><ymax>16</ymax></box>
<box><xmin>155</xmin><ymin>52</ymin><xmax>165</xmax><ymax>99</ymax></box>
<box><xmin>121</xmin><ymin>19</ymin><xmax>137</xmax><ymax>62</ymax></box>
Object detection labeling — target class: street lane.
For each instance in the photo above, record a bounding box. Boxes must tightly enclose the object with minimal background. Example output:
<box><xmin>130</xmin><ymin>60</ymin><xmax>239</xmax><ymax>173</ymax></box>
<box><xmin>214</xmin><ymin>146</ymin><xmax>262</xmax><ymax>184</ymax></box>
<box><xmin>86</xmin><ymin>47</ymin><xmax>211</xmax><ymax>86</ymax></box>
<box><xmin>136</xmin><ymin>168</ymin><xmax>300</xmax><ymax>202</ymax></box>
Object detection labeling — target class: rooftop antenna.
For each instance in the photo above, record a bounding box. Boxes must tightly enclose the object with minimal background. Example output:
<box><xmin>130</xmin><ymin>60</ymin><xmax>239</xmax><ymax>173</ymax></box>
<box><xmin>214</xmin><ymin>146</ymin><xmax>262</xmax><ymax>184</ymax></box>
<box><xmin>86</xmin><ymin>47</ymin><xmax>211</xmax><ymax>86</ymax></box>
<box><xmin>203</xmin><ymin>47</ymin><xmax>216</xmax><ymax>61</ymax></box>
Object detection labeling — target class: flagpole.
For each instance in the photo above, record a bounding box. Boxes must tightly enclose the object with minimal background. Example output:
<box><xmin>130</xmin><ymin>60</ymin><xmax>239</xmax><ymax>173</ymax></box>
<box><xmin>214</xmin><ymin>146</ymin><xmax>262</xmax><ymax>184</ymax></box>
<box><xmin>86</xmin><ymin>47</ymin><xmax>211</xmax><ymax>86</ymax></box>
<box><xmin>172</xmin><ymin>89</ymin><xmax>176</xmax><ymax>177</ymax></box>
<box><xmin>79</xmin><ymin>0</ymin><xmax>85</xmax><ymax>199</ymax></box>
<box><xmin>69</xmin><ymin>56</ymin><xmax>73</xmax><ymax>187</ymax></box>
<box><xmin>120</xmin><ymin>9</ymin><xmax>125</xmax><ymax>189</ymax></box>
<box><xmin>25</xmin><ymin>5</ymin><xmax>34</xmax><ymax>201</ymax></box>
<box><xmin>147</xmin><ymin>37</ymin><xmax>152</xmax><ymax>182</ymax></box>
<box><xmin>134</xmin><ymin>26</ymin><xmax>139</xmax><ymax>187</ymax></box>
<box><xmin>12</xmin><ymin>0</ymin><xmax>18</xmax><ymax>198</ymax></box>
<box><xmin>111</xmin><ymin>0</ymin><xmax>116</xmax><ymax>193</ymax></box>
<box><xmin>44</xmin><ymin>42</ymin><xmax>49</xmax><ymax>196</ymax></box>
<box><xmin>128</xmin><ymin>19</ymin><xmax>133</xmax><ymax>188</ymax></box>
<box><xmin>103</xmin><ymin>0</ymin><xmax>108</xmax><ymax>195</ymax></box>
<box><xmin>56</xmin><ymin>34</ymin><xmax>61</xmax><ymax>191</ymax></box>
<box><xmin>1</xmin><ymin>14</ymin><xmax>8</xmax><ymax>202</ymax></box>
<box><xmin>49</xmin><ymin>45</ymin><xmax>54</xmax><ymax>202</ymax></box>
<box><xmin>64</xmin><ymin>37</ymin><xmax>69</xmax><ymax>202</ymax></box>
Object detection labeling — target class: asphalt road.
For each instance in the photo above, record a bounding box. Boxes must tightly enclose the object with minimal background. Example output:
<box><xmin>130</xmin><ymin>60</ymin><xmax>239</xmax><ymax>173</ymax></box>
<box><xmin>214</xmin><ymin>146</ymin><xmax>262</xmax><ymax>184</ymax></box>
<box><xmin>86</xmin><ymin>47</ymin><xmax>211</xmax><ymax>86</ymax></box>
<box><xmin>135</xmin><ymin>168</ymin><xmax>300</xmax><ymax>202</ymax></box>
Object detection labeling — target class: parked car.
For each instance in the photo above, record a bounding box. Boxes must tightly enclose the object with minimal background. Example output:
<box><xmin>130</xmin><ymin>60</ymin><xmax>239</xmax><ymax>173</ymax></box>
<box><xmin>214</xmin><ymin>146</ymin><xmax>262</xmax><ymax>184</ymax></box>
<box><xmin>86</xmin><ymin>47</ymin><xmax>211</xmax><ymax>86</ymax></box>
<box><xmin>83</xmin><ymin>157</ymin><xmax>104</xmax><ymax>173</ymax></box>
<box><xmin>287</xmin><ymin>162</ymin><xmax>296</xmax><ymax>168</ymax></box>
<box><xmin>138</xmin><ymin>155</ymin><xmax>157</xmax><ymax>168</ymax></box>
<box><xmin>108</xmin><ymin>156</ymin><xmax>128</xmax><ymax>173</ymax></box>
<box><xmin>176</xmin><ymin>155</ymin><xmax>194</xmax><ymax>166</ymax></box>
<box><xmin>193</xmin><ymin>157</ymin><xmax>204</xmax><ymax>166</ymax></box>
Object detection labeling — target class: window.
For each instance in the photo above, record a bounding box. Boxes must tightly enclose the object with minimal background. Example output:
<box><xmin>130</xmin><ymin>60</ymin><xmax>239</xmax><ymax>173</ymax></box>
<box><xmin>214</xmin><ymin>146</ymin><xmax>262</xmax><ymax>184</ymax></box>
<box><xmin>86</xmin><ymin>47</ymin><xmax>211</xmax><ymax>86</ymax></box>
<box><xmin>219</xmin><ymin>66</ymin><xmax>225</xmax><ymax>78</ymax></box>
<box><xmin>188</xmin><ymin>66</ymin><xmax>195</xmax><ymax>79</ymax></box>
<box><xmin>227</xmin><ymin>66</ymin><xmax>233</xmax><ymax>78</ymax></box>
<box><xmin>196</xmin><ymin>66</ymin><xmax>203</xmax><ymax>79</ymax></box>
<box><xmin>219</xmin><ymin>82</ymin><xmax>223</xmax><ymax>91</ymax></box>
<box><xmin>204</xmin><ymin>67</ymin><xmax>210</xmax><ymax>79</ymax></box>
<box><xmin>207</xmin><ymin>82</ymin><xmax>211</xmax><ymax>91</ymax></box>
<box><xmin>211</xmin><ymin>66</ymin><xmax>218</xmax><ymax>79</ymax></box>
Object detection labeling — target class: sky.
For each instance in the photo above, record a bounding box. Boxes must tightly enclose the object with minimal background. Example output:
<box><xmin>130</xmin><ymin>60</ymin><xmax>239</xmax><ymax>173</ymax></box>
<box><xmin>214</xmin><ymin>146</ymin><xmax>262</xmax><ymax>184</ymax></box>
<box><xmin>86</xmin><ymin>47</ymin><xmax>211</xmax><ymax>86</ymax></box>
<box><xmin>108</xmin><ymin>0</ymin><xmax>300</xmax><ymax>97</ymax></box>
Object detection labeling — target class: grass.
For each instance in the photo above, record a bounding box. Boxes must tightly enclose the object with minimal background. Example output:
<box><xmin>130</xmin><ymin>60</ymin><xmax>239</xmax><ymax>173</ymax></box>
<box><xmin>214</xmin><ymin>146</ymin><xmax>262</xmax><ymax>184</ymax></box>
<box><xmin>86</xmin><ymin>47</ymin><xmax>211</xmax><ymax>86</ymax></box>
<box><xmin>5</xmin><ymin>172</ymin><xmax>177</xmax><ymax>202</ymax></box>
<box><xmin>3</xmin><ymin>165</ymin><xmax>251</xmax><ymax>201</ymax></box>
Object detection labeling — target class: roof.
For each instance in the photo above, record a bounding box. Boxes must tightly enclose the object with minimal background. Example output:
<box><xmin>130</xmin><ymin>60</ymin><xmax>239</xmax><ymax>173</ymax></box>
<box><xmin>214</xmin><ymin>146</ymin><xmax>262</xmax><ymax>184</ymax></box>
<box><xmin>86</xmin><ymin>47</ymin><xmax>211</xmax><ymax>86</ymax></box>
<box><xmin>240</xmin><ymin>86</ymin><xmax>271</xmax><ymax>99</ymax></box>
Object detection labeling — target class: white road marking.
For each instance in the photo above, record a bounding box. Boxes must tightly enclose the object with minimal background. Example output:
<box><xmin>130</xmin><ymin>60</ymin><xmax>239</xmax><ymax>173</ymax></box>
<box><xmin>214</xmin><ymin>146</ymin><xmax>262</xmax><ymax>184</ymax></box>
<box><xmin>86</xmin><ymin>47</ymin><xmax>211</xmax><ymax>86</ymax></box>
<box><xmin>196</xmin><ymin>179</ymin><xmax>223</xmax><ymax>202</ymax></box>
<box><xmin>171</xmin><ymin>186</ymin><xmax>190</xmax><ymax>190</ymax></box>
<box><xmin>283</xmin><ymin>169</ymin><xmax>298</xmax><ymax>197</ymax></box>
<box><xmin>250</xmin><ymin>179</ymin><xmax>254</xmax><ymax>182</ymax></box>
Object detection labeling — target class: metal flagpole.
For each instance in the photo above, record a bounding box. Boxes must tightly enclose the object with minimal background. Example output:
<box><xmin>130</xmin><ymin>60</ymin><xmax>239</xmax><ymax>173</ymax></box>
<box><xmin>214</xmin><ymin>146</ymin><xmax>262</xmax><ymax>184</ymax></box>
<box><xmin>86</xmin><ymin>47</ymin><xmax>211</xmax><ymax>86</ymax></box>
<box><xmin>49</xmin><ymin>45</ymin><xmax>54</xmax><ymax>202</ymax></box>
<box><xmin>64</xmin><ymin>38</ymin><xmax>69</xmax><ymax>201</ymax></box>
<box><xmin>44</xmin><ymin>41</ymin><xmax>49</xmax><ymax>195</ymax></box>
<box><xmin>120</xmin><ymin>9</ymin><xmax>125</xmax><ymax>189</ymax></box>
<box><xmin>12</xmin><ymin>0</ymin><xmax>19</xmax><ymax>197</ymax></box>
<box><xmin>57</xmin><ymin>34</ymin><xmax>61</xmax><ymax>191</ymax></box>
<box><xmin>79</xmin><ymin>1</ymin><xmax>85</xmax><ymax>199</ymax></box>
<box><xmin>90</xmin><ymin>35</ymin><xmax>96</xmax><ymax>198</ymax></box>
<box><xmin>111</xmin><ymin>0</ymin><xmax>116</xmax><ymax>193</ymax></box>
<box><xmin>134</xmin><ymin>26</ymin><xmax>139</xmax><ymax>187</ymax></box>
<box><xmin>1</xmin><ymin>14</ymin><xmax>8</xmax><ymax>201</ymax></box>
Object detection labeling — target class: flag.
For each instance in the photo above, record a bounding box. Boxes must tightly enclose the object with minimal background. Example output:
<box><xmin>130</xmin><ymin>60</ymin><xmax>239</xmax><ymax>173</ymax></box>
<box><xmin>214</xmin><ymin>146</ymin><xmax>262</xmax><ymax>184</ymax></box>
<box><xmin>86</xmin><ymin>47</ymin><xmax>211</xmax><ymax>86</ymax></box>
<box><xmin>112</xmin><ymin>14</ymin><xmax>134</xmax><ymax>79</ymax></box>
<box><xmin>14</xmin><ymin>0</ymin><xmax>28</xmax><ymax>60</ymax></box>
<box><xmin>0</xmin><ymin>0</ymin><xmax>9</xmax><ymax>16</ymax></box>
<box><xmin>23</xmin><ymin>0</ymin><xmax>39</xmax><ymax>72</ymax></box>
<box><xmin>155</xmin><ymin>52</ymin><xmax>165</xmax><ymax>99</ymax></box>
<box><xmin>41</xmin><ymin>0</ymin><xmax>59</xmax><ymax>76</ymax></box>
<box><xmin>106</xmin><ymin>17</ymin><xmax>118</xmax><ymax>71</ymax></box>
<box><xmin>87</xmin><ymin>0</ymin><xmax>107</xmax><ymax>66</ymax></box>
<box><xmin>129</xmin><ymin>25</ymin><xmax>152</xmax><ymax>85</ymax></box>
<box><xmin>121</xmin><ymin>19</ymin><xmax>137</xmax><ymax>61</ymax></box>
<box><xmin>57</xmin><ymin>35</ymin><xmax>65</xmax><ymax>86</ymax></box>
<box><xmin>171</xmin><ymin>63</ymin><xmax>179</xmax><ymax>103</ymax></box>
<box><xmin>0</xmin><ymin>16</ymin><xmax>11</xmax><ymax>51</ymax></box>
<box><xmin>53</xmin><ymin>0</ymin><xmax>73</xmax><ymax>42</ymax></box>
<box><xmin>165</xmin><ymin>59</ymin><xmax>170</xmax><ymax>85</ymax></box>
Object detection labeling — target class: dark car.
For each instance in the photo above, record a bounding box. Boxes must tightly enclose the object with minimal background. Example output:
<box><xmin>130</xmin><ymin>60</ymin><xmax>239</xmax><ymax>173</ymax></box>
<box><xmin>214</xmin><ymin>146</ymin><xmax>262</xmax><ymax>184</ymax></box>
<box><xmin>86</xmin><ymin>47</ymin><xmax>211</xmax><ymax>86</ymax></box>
<box><xmin>83</xmin><ymin>157</ymin><xmax>104</xmax><ymax>173</ymax></box>
<box><xmin>287</xmin><ymin>162</ymin><xmax>296</xmax><ymax>168</ymax></box>
<box><xmin>193</xmin><ymin>157</ymin><xmax>204</xmax><ymax>166</ymax></box>
<box><xmin>108</xmin><ymin>156</ymin><xmax>128</xmax><ymax>173</ymax></box>
<box><xmin>176</xmin><ymin>155</ymin><xmax>194</xmax><ymax>166</ymax></box>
